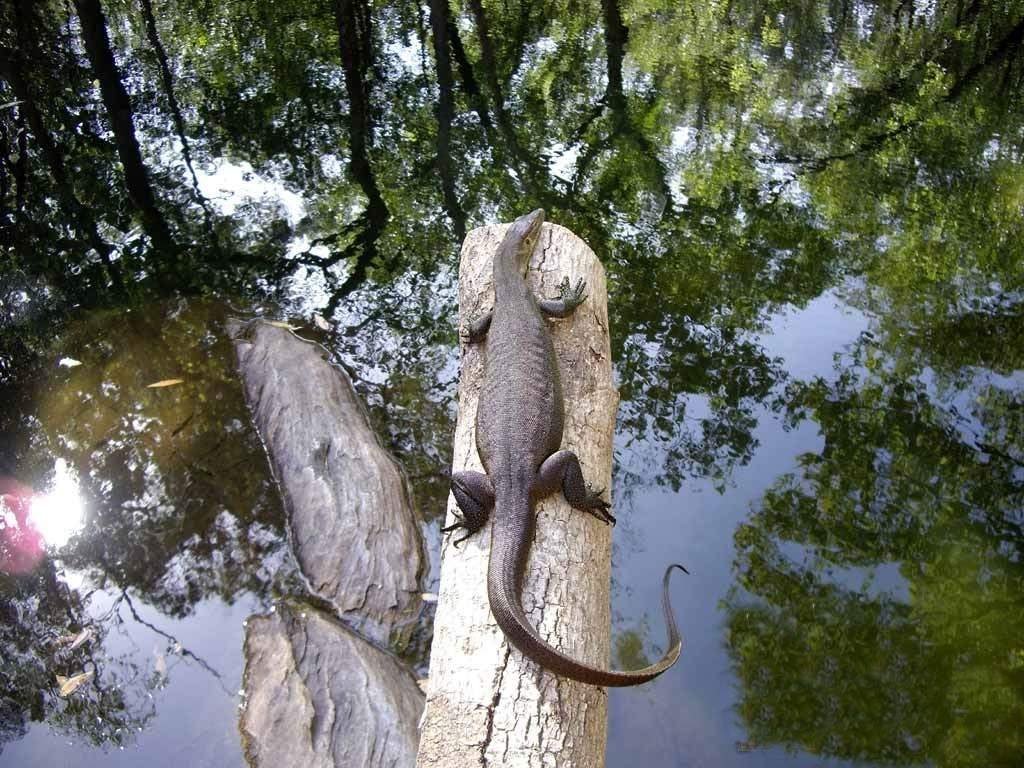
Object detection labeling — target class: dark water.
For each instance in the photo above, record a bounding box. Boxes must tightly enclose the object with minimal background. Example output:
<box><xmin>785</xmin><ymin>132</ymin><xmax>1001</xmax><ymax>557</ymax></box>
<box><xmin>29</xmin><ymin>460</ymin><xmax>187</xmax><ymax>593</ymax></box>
<box><xmin>2</xmin><ymin>0</ymin><xmax>1023</xmax><ymax>766</ymax></box>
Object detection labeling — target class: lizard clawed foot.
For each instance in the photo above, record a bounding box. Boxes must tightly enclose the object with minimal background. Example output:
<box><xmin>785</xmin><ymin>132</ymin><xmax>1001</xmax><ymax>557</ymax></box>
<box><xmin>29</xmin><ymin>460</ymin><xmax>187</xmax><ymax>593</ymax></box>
<box><xmin>451</xmin><ymin>530</ymin><xmax>473</xmax><ymax>548</ymax></box>
<box><xmin>442</xmin><ymin>513</ymin><xmax>486</xmax><ymax>548</ymax></box>
<box><xmin>441</xmin><ymin>520</ymin><xmax>471</xmax><ymax>548</ymax></box>
<box><xmin>582</xmin><ymin>487</ymin><xmax>615</xmax><ymax>526</ymax></box>
<box><xmin>462</xmin><ymin>310</ymin><xmax>492</xmax><ymax>344</ymax></box>
<box><xmin>555</xmin><ymin>276</ymin><xmax>588</xmax><ymax>312</ymax></box>
<box><xmin>440</xmin><ymin>518</ymin><xmax>462</xmax><ymax>534</ymax></box>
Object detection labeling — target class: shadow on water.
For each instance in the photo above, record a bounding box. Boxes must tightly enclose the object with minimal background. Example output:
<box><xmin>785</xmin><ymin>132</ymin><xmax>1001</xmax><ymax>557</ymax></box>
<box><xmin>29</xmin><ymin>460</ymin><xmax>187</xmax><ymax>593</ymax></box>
<box><xmin>2</xmin><ymin>0</ymin><xmax>1024</xmax><ymax>764</ymax></box>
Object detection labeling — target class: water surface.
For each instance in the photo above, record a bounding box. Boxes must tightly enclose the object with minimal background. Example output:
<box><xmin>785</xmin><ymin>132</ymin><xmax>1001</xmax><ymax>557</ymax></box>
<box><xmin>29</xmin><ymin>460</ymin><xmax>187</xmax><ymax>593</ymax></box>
<box><xmin>2</xmin><ymin>0</ymin><xmax>1023</xmax><ymax>765</ymax></box>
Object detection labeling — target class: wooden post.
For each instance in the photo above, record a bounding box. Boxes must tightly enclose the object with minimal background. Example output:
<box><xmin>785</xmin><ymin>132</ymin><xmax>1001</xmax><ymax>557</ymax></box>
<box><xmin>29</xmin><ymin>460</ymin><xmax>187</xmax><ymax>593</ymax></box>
<box><xmin>417</xmin><ymin>221</ymin><xmax>620</xmax><ymax>767</ymax></box>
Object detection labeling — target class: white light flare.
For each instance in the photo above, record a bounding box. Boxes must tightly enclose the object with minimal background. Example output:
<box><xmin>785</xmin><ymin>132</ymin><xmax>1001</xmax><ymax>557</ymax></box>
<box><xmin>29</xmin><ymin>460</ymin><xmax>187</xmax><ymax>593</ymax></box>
<box><xmin>28</xmin><ymin>458</ymin><xmax>85</xmax><ymax>549</ymax></box>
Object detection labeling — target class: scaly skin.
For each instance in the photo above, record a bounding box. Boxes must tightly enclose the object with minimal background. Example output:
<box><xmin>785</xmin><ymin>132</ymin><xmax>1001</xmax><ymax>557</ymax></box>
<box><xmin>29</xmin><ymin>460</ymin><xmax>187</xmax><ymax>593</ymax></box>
<box><xmin>444</xmin><ymin>209</ymin><xmax>686</xmax><ymax>687</ymax></box>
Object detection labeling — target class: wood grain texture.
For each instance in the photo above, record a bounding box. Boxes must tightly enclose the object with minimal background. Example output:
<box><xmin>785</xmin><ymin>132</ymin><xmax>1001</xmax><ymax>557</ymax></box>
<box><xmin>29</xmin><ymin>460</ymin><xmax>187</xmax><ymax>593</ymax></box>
<box><xmin>240</xmin><ymin>602</ymin><xmax>424</xmax><ymax>768</ymax></box>
<box><xmin>417</xmin><ymin>221</ymin><xmax>619</xmax><ymax>768</ymax></box>
<box><xmin>230</xmin><ymin>320</ymin><xmax>425</xmax><ymax>644</ymax></box>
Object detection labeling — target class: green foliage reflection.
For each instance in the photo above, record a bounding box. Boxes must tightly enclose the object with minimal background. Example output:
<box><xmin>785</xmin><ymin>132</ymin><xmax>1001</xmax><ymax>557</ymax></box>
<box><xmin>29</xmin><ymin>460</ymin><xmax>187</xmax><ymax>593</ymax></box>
<box><xmin>727</xmin><ymin>329</ymin><xmax>1024</xmax><ymax>766</ymax></box>
<box><xmin>3</xmin><ymin>0</ymin><xmax>1024</xmax><ymax>759</ymax></box>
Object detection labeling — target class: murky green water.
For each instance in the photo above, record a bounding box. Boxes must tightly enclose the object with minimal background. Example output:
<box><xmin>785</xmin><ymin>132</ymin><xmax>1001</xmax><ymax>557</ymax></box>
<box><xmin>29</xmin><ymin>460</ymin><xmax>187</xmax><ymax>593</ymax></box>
<box><xmin>2</xmin><ymin>0</ymin><xmax>1023</xmax><ymax>765</ymax></box>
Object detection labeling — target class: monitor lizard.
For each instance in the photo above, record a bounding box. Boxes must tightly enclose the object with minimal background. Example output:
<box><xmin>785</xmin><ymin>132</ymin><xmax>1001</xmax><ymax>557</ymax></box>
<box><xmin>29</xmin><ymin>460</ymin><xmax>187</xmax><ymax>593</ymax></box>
<box><xmin>444</xmin><ymin>208</ymin><xmax>686</xmax><ymax>686</ymax></box>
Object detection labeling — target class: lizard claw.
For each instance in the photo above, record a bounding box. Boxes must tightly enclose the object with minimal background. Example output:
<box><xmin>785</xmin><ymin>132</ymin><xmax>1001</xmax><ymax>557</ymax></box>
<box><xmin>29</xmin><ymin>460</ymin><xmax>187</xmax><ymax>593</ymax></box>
<box><xmin>463</xmin><ymin>310</ymin><xmax>492</xmax><ymax>344</ymax></box>
<box><xmin>442</xmin><ymin>519</ymin><xmax>469</xmax><ymax>548</ymax></box>
<box><xmin>441</xmin><ymin>513</ymin><xmax>465</xmax><ymax>535</ymax></box>
<box><xmin>442</xmin><ymin>510</ymin><xmax>488</xmax><ymax>547</ymax></box>
<box><xmin>555</xmin><ymin>276</ymin><xmax>587</xmax><ymax>310</ymax></box>
<box><xmin>583</xmin><ymin>487</ymin><xmax>615</xmax><ymax>525</ymax></box>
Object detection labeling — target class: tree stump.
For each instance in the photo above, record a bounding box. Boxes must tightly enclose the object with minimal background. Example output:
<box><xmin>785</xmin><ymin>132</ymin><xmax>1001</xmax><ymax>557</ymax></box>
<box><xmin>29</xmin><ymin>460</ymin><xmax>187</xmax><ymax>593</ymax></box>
<box><xmin>240</xmin><ymin>602</ymin><xmax>424</xmax><ymax>768</ymax></box>
<box><xmin>230</xmin><ymin>321</ymin><xmax>428</xmax><ymax>768</ymax></box>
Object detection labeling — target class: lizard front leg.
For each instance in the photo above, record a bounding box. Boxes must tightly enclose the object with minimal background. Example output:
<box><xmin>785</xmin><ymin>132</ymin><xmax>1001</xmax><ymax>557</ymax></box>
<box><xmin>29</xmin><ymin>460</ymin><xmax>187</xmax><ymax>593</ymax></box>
<box><xmin>532</xmin><ymin>450</ymin><xmax>615</xmax><ymax>524</ymax></box>
<box><xmin>538</xmin><ymin>277</ymin><xmax>587</xmax><ymax>318</ymax></box>
<box><xmin>443</xmin><ymin>470</ymin><xmax>495</xmax><ymax>546</ymax></box>
<box><xmin>461</xmin><ymin>310</ymin><xmax>493</xmax><ymax>344</ymax></box>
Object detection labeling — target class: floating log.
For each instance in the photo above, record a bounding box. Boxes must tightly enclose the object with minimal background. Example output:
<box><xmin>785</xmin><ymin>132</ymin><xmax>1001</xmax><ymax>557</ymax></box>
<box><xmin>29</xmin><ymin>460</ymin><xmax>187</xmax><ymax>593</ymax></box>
<box><xmin>229</xmin><ymin>319</ymin><xmax>425</xmax><ymax>644</ymax></box>
<box><xmin>240</xmin><ymin>602</ymin><xmax>424</xmax><ymax>768</ymax></box>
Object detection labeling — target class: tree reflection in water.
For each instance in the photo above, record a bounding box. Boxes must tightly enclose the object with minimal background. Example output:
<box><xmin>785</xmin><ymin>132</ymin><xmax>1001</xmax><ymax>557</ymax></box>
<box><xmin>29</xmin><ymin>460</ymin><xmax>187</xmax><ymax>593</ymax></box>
<box><xmin>727</xmin><ymin>326</ymin><xmax>1024</xmax><ymax>766</ymax></box>
<box><xmin>0</xmin><ymin>299</ymin><xmax>302</xmax><ymax>753</ymax></box>
<box><xmin>0</xmin><ymin>0</ymin><xmax>1023</xmax><ymax>763</ymax></box>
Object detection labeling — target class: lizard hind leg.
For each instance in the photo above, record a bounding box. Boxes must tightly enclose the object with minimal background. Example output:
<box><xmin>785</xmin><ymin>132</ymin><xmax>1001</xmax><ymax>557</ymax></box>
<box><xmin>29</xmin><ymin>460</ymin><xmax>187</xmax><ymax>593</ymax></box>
<box><xmin>534</xmin><ymin>450</ymin><xmax>615</xmax><ymax>525</ymax></box>
<box><xmin>444</xmin><ymin>470</ymin><xmax>496</xmax><ymax>546</ymax></box>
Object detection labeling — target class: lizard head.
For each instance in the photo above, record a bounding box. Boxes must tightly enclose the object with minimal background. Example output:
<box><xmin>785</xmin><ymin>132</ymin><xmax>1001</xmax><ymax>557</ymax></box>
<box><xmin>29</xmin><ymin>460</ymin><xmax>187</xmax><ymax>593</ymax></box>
<box><xmin>509</xmin><ymin>208</ymin><xmax>545</xmax><ymax>275</ymax></box>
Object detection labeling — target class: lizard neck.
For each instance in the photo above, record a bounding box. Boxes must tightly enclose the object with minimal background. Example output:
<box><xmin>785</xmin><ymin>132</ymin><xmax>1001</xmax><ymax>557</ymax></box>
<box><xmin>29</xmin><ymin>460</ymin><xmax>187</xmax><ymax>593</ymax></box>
<box><xmin>491</xmin><ymin>209</ymin><xmax>544</xmax><ymax>306</ymax></box>
<box><xmin>493</xmin><ymin>244</ymin><xmax>530</xmax><ymax>306</ymax></box>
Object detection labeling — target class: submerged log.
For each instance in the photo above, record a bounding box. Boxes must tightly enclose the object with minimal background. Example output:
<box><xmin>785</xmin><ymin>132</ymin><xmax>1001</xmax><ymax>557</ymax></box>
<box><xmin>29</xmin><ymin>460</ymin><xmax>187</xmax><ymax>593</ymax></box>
<box><xmin>229</xmin><ymin>320</ymin><xmax>425</xmax><ymax>644</ymax></box>
<box><xmin>240</xmin><ymin>602</ymin><xmax>424</xmax><ymax>768</ymax></box>
<box><xmin>416</xmin><ymin>221</ymin><xmax>620</xmax><ymax>767</ymax></box>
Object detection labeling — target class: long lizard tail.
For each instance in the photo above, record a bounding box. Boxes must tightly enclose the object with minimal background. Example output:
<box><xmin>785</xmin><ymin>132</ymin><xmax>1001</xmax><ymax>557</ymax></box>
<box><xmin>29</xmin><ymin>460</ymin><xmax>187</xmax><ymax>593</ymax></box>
<box><xmin>487</xmin><ymin>511</ymin><xmax>686</xmax><ymax>687</ymax></box>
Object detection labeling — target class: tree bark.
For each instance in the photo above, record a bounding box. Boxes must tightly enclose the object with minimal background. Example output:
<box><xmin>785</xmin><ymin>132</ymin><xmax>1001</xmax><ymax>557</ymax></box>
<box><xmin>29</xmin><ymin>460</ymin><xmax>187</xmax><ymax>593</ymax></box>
<box><xmin>416</xmin><ymin>221</ymin><xmax>619</xmax><ymax>767</ymax></box>
<box><xmin>73</xmin><ymin>0</ymin><xmax>178</xmax><ymax>258</ymax></box>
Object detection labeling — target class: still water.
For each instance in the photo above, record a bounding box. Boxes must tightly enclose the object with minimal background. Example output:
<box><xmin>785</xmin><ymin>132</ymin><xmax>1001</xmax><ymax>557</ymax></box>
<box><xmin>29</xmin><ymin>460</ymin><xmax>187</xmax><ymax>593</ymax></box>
<box><xmin>2</xmin><ymin>0</ymin><xmax>1023</xmax><ymax>765</ymax></box>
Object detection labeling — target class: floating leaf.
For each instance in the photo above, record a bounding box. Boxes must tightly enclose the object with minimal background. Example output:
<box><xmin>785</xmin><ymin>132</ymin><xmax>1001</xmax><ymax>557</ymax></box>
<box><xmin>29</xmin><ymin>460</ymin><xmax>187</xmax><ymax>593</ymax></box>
<box><xmin>58</xmin><ymin>357</ymin><xmax>82</xmax><ymax>368</ymax></box>
<box><xmin>416</xmin><ymin>678</ymin><xmax>429</xmax><ymax>693</ymax></box>
<box><xmin>54</xmin><ymin>628</ymin><xmax>93</xmax><ymax>650</ymax></box>
<box><xmin>146</xmin><ymin>379</ymin><xmax>184</xmax><ymax>388</ymax></box>
<box><xmin>68</xmin><ymin>628</ymin><xmax>93</xmax><ymax>651</ymax></box>
<box><xmin>420</xmin><ymin>592</ymin><xmax>438</xmax><ymax>603</ymax></box>
<box><xmin>56</xmin><ymin>669</ymin><xmax>94</xmax><ymax>697</ymax></box>
<box><xmin>154</xmin><ymin>651</ymin><xmax>168</xmax><ymax>680</ymax></box>
<box><xmin>313</xmin><ymin>314</ymin><xmax>331</xmax><ymax>331</ymax></box>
